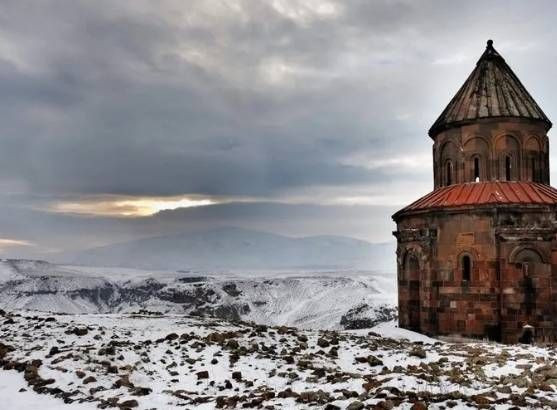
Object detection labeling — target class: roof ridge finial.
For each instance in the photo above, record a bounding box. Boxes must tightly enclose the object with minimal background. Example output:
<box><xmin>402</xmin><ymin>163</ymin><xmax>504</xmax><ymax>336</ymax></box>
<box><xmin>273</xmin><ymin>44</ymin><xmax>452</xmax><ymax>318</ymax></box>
<box><xmin>487</xmin><ymin>39</ymin><xmax>494</xmax><ymax>49</ymax></box>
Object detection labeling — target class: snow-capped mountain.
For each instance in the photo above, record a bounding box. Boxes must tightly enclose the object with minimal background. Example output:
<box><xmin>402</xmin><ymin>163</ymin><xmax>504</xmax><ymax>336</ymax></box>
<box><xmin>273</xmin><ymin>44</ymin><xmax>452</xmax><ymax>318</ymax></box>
<box><xmin>0</xmin><ymin>259</ymin><xmax>396</xmax><ymax>330</ymax></box>
<box><xmin>58</xmin><ymin>227</ymin><xmax>396</xmax><ymax>271</ymax></box>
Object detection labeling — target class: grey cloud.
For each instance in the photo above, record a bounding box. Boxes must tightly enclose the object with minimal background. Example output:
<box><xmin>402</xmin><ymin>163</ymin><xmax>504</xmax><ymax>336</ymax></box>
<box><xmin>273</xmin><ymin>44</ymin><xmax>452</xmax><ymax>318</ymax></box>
<box><xmin>1</xmin><ymin>1</ymin><xmax>557</xmax><ymax>252</ymax></box>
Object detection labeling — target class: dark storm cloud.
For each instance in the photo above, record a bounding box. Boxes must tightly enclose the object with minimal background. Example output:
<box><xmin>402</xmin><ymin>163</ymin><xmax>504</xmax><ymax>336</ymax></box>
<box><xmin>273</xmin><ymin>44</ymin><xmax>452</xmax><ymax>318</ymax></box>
<box><xmin>0</xmin><ymin>1</ymin><xmax>443</xmax><ymax>195</ymax></box>
<box><xmin>1</xmin><ymin>0</ymin><xmax>557</xmax><ymax>253</ymax></box>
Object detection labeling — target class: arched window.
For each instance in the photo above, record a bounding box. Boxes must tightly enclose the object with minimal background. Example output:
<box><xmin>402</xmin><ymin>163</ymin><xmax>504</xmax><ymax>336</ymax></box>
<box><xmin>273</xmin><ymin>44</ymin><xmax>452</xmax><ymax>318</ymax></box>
<box><xmin>474</xmin><ymin>157</ymin><xmax>480</xmax><ymax>182</ymax></box>
<box><xmin>405</xmin><ymin>254</ymin><xmax>420</xmax><ymax>281</ymax></box>
<box><xmin>531</xmin><ymin>157</ymin><xmax>538</xmax><ymax>182</ymax></box>
<box><xmin>462</xmin><ymin>255</ymin><xmax>471</xmax><ymax>281</ymax></box>
<box><xmin>446</xmin><ymin>161</ymin><xmax>453</xmax><ymax>186</ymax></box>
<box><xmin>512</xmin><ymin>248</ymin><xmax>542</xmax><ymax>317</ymax></box>
<box><xmin>513</xmin><ymin>248</ymin><xmax>543</xmax><ymax>263</ymax></box>
<box><xmin>505</xmin><ymin>155</ymin><xmax>512</xmax><ymax>181</ymax></box>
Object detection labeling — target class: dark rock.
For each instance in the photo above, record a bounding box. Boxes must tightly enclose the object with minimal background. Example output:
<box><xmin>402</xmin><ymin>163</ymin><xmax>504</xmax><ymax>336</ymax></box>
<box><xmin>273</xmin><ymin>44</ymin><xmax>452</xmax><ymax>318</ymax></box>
<box><xmin>83</xmin><ymin>376</ymin><xmax>97</xmax><ymax>384</ymax></box>
<box><xmin>0</xmin><ymin>342</ymin><xmax>15</xmax><ymax>360</ymax></box>
<box><xmin>120</xmin><ymin>399</ymin><xmax>139</xmax><ymax>408</ymax></box>
<box><xmin>312</xmin><ymin>368</ymin><xmax>326</xmax><ymax>378</ymax></box>
<box><xmin>222</xmin><ymin>283</ymin><xmax>242</xmax><ymax>297</ymax></box>
<box><xmin>132</xmin><ymin>387</ymin><xmax>152</xmax><ymax>396</ymax></box>
<box><xmin>284</xmin><ymin>355</ymin><xmax>295</xmax><ymax>364</ymax></box>
<box><xmin>226</xmin><ymin>340</ymin><xmax>239</xmax><ymax>350</ymax></box>
<box><xmin>216</xmin><ymin>396</ymin><xmax>227</xmax><ymax>408</ymax></box>
<box><xmin>347</xmin><ymin>401</ymin><xmax>365</xmax><ymax>410</ymax></box>
<box><xmin>89</xmin><ymin>386</ymin><xmax>106</xmax><ymax>395</ymax></box>
<box><xmin>340</xmin><ymin>303</ymin><xmax>397</xmax><ymax>330</ymax></box>
<box><xmin>410</xmin><ymin>347</ymin><xmax>427</xmax><ymax>359</ymax></box>
<box><xmin>197</xmin><ymin>370</ymin><xmax>209</xmax><ymax>379</ymax></box>
<box><xmin>317</xmin><ymin>338</ymin><xmax>330</xmax><ymax>348</ymax></box>
<box><xmin>362</xmin><ymin>355</ymin><xmax>383</xmax><ymax>366</ymax></box>
<box><xmin>48</xmin><ymin>346</ymin><xmax>60</xmax><ymax>356</ymax></box>
<box><xmin>376</xmin><ymin>400</ymin><xmax>395</xmax><ymax>409</ymax></box>
<box><xmin>296</xmin><ymin>390</ymin><xmax>331</xmax><ymax>404</ymax></box>
<box><xmin>278</xmin><ymin>388</ymin><xmax>298</xmax><ymax>399</ymax></box>
<box><xmin>229</xmin><ymin>354</ymin><xmax>240</xmax><ymax>364</ymax></box>
<box><xmin>165</xmin><ymin>333</ymin><xmax>179</xmax><ymax>341</ymax></box>
<box><xmin>113</xmin><ymin>375</ymin><xmax>134</xmax><ymax>388</ymax></box>
<box><xmin>67</xmin><ymin>327</ymin><xmax>88</xmax><ymax>336</ymax></box>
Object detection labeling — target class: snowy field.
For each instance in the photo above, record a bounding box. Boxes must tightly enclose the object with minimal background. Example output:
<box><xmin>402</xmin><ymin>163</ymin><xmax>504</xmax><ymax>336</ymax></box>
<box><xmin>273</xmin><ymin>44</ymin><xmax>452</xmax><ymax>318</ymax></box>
<box><xmin>2</xmin><ymin>310</ymin><xmax>557</xmax><ymax>409</ymax></box>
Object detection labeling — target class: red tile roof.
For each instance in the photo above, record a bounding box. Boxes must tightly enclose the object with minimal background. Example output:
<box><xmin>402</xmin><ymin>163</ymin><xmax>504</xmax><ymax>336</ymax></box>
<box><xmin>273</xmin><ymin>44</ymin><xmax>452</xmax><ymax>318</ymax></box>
<box><xmin>429</xmin><ymin>40</ymin><xmax>551</xmax><ymax>138</ymax></box>
<box><xmin>394</xmin><ymin>181</ymin><xmax>557</xmax><ymax>218</ymax></box>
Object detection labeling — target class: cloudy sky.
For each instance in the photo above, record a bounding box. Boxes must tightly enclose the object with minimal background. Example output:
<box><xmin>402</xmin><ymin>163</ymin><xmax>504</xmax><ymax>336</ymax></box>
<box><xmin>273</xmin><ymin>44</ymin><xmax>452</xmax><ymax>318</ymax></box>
<box><xmin>1</xmin><ymin>0</ymin><xmax>557</xmax><ymax>258</ymax></box>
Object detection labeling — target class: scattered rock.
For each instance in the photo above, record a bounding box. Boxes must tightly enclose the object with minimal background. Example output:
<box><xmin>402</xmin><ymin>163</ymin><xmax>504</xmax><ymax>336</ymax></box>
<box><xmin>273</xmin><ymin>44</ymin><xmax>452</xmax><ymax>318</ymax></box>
<box><xmin>197</xmin><ymin>370</ymin><xmax>209</xmax><ymax>380</ymax></box>
<box><xmin>296</xmin><ymin>390</ymin><xmax>331</xmax><ymax>404</ymax></box>
<box><xmin>82</xmin><ymin>376</ymin><xmax>97</xmax><ymax>384</ymax></box>
<box><xmin>165</xmin><ymin>333</ymin><xmax>179</xmax><ymax>341</ymax></box>
<box><xmin>120</xmin><ymin>399</ymin><xmax>139</xmax><ymax>408</ymax></box>
<box><xmin>48</xmin><ymin>346</ymin><xmax>60</xmax><ymax>356</ymax></box>
<box><xmin>66</xmin><ymin>327</ymin><xmax>88</xmax><ymax>336</ymax></box>
<box><xmin>346</xmin><ymin>400</ymin><xmax>364</xmax><ymax>410</ymax></box>
<box><xmin>411</xmin><ymin>402</ymin><xmax>427</xmax><ymax>410</ymax></box>
<box><xmin>131</xmin><ymin>387</ymin><xmax>152</xmax><ymax>396</ymax></box>
<box><xmin>317</xmin><ymin>338</ymin><xmax>330</xmax><ymax>348</ymax></box>
<box><xmin>410</xmin><ymin>346</ymin><xmax>427</xmax><ymax>359</ymax></box>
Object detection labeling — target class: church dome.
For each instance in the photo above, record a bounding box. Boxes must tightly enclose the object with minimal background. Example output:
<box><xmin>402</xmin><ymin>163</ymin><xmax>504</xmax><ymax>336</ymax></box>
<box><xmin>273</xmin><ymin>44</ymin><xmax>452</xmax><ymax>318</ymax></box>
<box><xmin>428</xmin><ymin>40</ymin><xmax>552</xmax><ymax>138</ymax></box>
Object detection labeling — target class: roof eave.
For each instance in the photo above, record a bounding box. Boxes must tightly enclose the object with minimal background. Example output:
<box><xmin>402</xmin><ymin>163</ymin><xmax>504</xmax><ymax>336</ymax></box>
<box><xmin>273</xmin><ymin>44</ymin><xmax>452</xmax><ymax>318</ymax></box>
<box><xmin>428</xmin><ymin>116</ymin><xmax>553</xmax><ymax>139</ymax></box>
<box><xmin>392</xmin><ymin>201</ymin><xmax>557</xmax><ymax>222</ymax></box>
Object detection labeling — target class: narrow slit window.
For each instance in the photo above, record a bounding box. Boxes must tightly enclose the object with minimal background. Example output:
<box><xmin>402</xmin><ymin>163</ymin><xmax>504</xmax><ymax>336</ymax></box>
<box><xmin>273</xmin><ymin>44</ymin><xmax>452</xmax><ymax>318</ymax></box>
<box><xmin>505</xmin><ymin>155</ymin><xmax>512</xmax><ymax>181</ymax></box>
<box><xmin>446</xmin><ymin>161</ymin><xmax>453</xmax><ymax>186</ymax></box>
<box><xmin>474</xmin><ymin>157</ymin><xmax>480</xmax><ymax>182</ymax></box>
<box><xmin>522</xmin><ymin>262</ymin><xmax>529</xmax><ymax>277</ymax></box>
<box><xmin>462</xmin><ymin>255</ymin><xmax>471</xmax><ymax>281</ymax></box>
<box><xmin>531</xmin><ymin>157</ymin><xmax>537</xmax><ymax>182</ymax></box>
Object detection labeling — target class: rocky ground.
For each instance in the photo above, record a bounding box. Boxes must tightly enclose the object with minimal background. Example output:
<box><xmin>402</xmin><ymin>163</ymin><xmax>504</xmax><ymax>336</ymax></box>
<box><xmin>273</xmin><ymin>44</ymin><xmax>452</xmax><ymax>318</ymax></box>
<box><xmin>2</xmin><ymin>309</ymin><xmax>557</xmax><ymax>409</ymax></box>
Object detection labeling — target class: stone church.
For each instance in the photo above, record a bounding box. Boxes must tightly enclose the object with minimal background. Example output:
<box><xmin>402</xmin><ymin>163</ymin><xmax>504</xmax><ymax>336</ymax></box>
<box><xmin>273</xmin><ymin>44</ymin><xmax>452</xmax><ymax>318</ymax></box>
<box><xmin>393</xmin><ymin>40</ymin><xmax>557</xmax><ymax>343</ymax></box>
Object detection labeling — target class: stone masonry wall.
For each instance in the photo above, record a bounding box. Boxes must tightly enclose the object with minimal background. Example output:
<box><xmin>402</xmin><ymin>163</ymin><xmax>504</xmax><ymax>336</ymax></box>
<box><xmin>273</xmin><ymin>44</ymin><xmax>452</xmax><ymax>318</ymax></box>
<box><xmin>433</xmin><ymin>119</ymin><xmax>550</xmax><ymax>188</ymax></box>
<box><xmin>395</xmin><ymin>206</ymin><xmax>557</xmax><ymax>343</ymax></box>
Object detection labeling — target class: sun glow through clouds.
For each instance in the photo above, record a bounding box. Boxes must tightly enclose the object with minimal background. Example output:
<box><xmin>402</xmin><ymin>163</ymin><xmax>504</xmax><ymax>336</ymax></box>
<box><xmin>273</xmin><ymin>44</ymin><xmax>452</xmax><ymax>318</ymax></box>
<box><xmin>51</xmin><ymin>195</ymin><xmax>219</xmax><ymax>217</ymax></box>
<box><xmin>0</xmin><ymin>239</ymin><xmax>34</xmax><ymax>249</ymax></box>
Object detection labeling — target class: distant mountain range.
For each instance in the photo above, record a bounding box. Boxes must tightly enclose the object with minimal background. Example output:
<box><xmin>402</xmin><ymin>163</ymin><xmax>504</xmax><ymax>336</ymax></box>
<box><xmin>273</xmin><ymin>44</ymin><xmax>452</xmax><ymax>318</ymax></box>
<box><xmin>58</xmin><ymin>227</ymin><xmax>396</xmax><ymax>271</ymax></box>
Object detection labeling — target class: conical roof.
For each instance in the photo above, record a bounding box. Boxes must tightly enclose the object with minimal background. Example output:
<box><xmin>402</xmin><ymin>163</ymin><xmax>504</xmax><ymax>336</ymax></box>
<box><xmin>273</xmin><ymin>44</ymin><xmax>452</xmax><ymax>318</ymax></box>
<box><xmin>428</xmin><ymin>40</ymin><xmax>552</xmax><ymax>138</ymax></box>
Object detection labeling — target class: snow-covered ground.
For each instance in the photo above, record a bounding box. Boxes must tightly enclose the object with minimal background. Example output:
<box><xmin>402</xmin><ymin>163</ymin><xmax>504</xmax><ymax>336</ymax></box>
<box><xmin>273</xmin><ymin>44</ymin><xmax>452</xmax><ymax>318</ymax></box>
<box><xmin>2</xmin><ymin>311</ymin><xmax>557</xmax><ymax>409</ymax></box>
<box><xmin>0</xmin><ymin>259</ymin><xmax>397</xmax><ymax>330</ymax></box>
<box><xmin>0</xmin><ymin>370</ymin><xmax>97</xmax><ymax>410</ymax></box>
